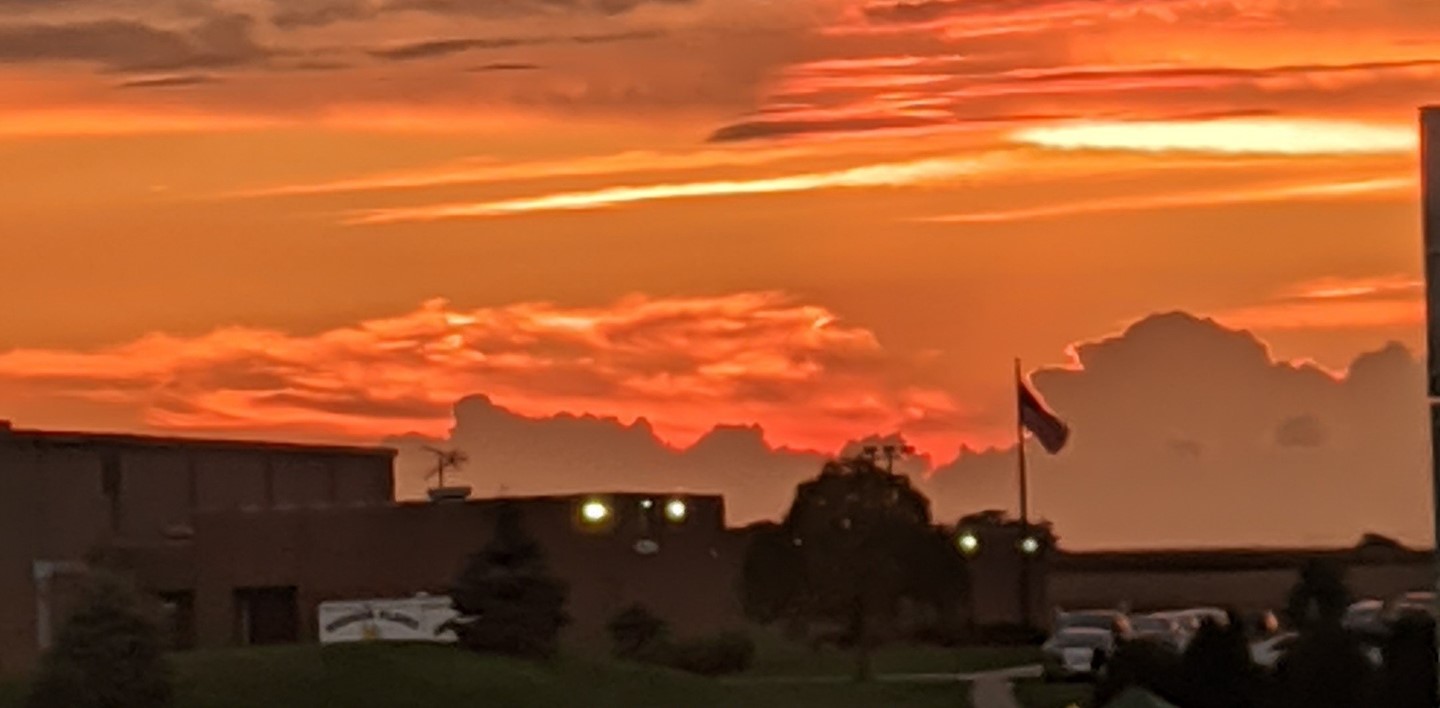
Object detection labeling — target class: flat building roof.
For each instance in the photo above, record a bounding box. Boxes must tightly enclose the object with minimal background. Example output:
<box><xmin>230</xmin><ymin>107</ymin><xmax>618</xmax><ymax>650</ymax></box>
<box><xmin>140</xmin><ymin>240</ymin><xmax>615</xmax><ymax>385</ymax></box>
<box><xmin>0</xmin><ymin>424</ymin><xmax>395</xmax><ymax>458</ymax></box>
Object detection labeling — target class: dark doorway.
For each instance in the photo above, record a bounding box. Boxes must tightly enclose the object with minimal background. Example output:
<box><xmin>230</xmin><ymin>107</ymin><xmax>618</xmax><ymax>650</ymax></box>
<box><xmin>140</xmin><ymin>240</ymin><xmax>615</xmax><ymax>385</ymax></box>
<box><xmin>234</xmin><ymin>586</ymin><xmax>299</xmax><ymax>645</ymax></box>
<box><xmin>159</xmin><ymin>591</ymin><xmax>196</xmax><ymax>650</ymax></box>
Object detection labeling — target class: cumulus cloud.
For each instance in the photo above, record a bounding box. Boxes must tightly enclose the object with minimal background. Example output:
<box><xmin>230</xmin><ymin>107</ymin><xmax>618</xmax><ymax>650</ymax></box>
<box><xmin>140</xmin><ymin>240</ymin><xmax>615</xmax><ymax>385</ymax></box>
<box><xmin>0</xmin><ymin>292</ymin><xmax>966</xmax><ymax>455</ymax></box>
<box><xmin>928</xmin><ymin>312</ymin><xmax>1431</xmax><ymax>549</ymax></box>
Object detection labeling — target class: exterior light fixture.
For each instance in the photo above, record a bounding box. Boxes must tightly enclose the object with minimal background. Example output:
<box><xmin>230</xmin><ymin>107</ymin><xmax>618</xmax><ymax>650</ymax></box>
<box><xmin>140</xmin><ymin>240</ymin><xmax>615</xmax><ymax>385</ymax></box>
<box><xmin>640</xmin><ymin>499</ymin><xmax>654</xmax><ymax>510</ymax></box>
<box><xmin>1020</xmin><ymin>536</ymin><xmax>1042</xmax><ymax>555</ymax></box>
<box><xmin>958</xmin><ymin>532</ymin><xmax>980</xmax><ymax>556</ymax></box>
<box><xmin>580</xmin><ymin>500</ymin><xmax>611</xmax><ymax>524</ymax></box>
<box><xmin>664</xmin><ymin>499</ymin><xmax>688</xmax><ymax>523</ymax></box>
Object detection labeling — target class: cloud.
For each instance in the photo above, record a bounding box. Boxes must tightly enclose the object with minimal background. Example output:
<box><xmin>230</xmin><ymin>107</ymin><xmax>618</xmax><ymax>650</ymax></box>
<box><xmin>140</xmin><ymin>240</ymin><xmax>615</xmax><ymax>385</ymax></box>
<box><xmin>470</xmin><ymin>62</ymin><xmax>541</xmax><ymax>72</ymax></box>
<box><xmin>271</xmin><ymin>0</ymin><xmax>378</xmax><ymax>28</ymax></box>
<box><xmin>928</xmin><ymin>312</ymin><xmax>1431</xmax><ymax>549</ymax></box>
<box><xmin>1215</xmin><ymin>274</ymin><xmax>1425</xmax><ymax>331</ymax></box>
<box><xmin>1010</xmin><ymin>118</ymin><xmax>1417</xmax><ymax>155</ymax></box>
<box><xmin>385</xmin><ymin>0</ymin><xmax>698</xmax><ymax>18</ymax></box>
<box><xmin>229</xmin><ymin>144</ymin><xmax>821</xmax><ymax>198</ymax></box>
<box><xmin>347</xmin><ymin>153</ymin><xmax>1002</xmax><ymax>223</ymax></box>
<box><xmin>0</xmin><ymin>292</ymin><xmax>967</xmax><ymax>456</ymax></box>
<box><xmin>116</xmin><ymin>73</ymin><xmax>222</xmax><ymax>89</ymax></box>
<box><xmin>0</xmin><ymin>15</ymin><xmax>267</xmax><ymax>72</ymax></box>
<box><xmin>387</xmin><ymin>397</ymin><xmax>829</xmax><ymax>524</ymax></box>
<box><xmin>367</xmin><ymin>29</ymin><xmax>662</xmax><ymax>60</ymax></box>
<box><xmin>920</xmin><ymin>175</ymin><xmax>1414</xmax><ymax>224</ymax></box>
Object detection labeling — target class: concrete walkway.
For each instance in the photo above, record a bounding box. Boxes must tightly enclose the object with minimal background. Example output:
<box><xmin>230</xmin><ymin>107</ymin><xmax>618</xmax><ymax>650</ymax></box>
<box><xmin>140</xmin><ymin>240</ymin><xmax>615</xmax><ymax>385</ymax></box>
<box><xmin>969</xmin><ymin>674</ymin><xmax>1024</xmax><ymax>708</ymax></box>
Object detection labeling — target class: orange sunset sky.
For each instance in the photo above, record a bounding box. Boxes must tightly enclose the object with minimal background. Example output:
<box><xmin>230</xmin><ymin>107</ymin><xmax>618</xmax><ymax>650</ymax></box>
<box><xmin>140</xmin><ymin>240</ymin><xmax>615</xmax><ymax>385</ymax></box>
<box><xmin>1</xmin><ymin>0</ymin><xmax>1437</xmax><ymax>548</ymax></box>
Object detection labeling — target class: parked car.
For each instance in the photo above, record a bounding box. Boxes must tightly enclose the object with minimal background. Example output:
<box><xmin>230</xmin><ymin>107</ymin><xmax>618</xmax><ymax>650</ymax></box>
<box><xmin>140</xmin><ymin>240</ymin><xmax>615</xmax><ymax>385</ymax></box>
<box><xmin>1343</xmin><ymin>599</ymin><xmax>1387</xmax><ymax>638</ymax></box>
<box><xmin>1128</xmin><ymin>614</ymin><xmax>1185</xmax><ymax>651</ymax></box>
<box><xmin>1055</xmin><ymin>609</ymin><xmax>1132</xmax><ymax>639</ymax></box>
<box><xmin>1042</xmin><ymin>627</ymin><xmax>1117</xmax><ymax>682</ymax></box>
<box><xmin>1387</xmin><ymin>591</ymin><xmax>1437</xmax><ymax>621</ymax></box>
<box><xmin>1150</xmin><ymin>607</ymin><xmax>1227</xmax><ymax>650</ymax></box>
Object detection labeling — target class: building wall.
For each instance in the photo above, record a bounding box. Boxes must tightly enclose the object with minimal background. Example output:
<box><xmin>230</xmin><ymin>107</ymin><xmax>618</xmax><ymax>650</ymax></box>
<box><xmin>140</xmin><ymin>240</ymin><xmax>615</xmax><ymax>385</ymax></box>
<box><xmin>0</xmin><ymin>429</ymin><xmax>394</xmax><ymax>674</ymax></box>
<box><xmin>186</xmin><ymin>496</ymin><xmax>746</xmax><ymax>650</ymax></box>
<box><xmin>1050</xmin><ymin>560</ymin><xmax>1434</xmax><ymax>613</ymax></box>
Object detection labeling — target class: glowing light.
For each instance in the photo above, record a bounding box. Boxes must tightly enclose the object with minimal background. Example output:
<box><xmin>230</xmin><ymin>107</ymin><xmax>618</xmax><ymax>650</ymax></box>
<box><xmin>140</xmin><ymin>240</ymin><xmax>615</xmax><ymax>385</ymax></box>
<box><xmin>958</xmin><ymin>532</ymin><xmax>980</xmax><ymax>555</ymax></box>
<box><xmin>1020</xmin><ymin>537</ymin><xmax>1041</xmax><ymax>555</ymax></box>
<box><xmin>665</xmin><ymin>499</ymin><xmax>688</xmax><ymax>522</ymax></box>
<box><xmin>1011</xmin><ymin>119</ymin><xmax>1417</xmax><ymax>155</ymax></box>
<box><xmin>641</xmin><ymin>499</ymin><xmax>654</xmax><ymax>510</ymax></box>
<box><xmin>581</xmin><ymin>500</ymin><xmax>611</xmax><ymax>524</ymax></box>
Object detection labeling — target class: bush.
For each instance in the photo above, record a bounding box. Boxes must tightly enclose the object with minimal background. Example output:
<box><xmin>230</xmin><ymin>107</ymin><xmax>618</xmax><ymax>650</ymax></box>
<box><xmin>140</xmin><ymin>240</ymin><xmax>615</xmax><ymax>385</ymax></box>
<box><xmin>607</xmin><ymin>605</ymin><xmax>668</xmax><ymax>661</ymax></box>
<box><xmin>26</xmin><ymin>572</ymin><xmax>173</xmax><ymax>708</ymax></box>
<box><xmin>661</xmin><ymin>632</ymin><xmax>756</xmax><ymax>677</ymax></box>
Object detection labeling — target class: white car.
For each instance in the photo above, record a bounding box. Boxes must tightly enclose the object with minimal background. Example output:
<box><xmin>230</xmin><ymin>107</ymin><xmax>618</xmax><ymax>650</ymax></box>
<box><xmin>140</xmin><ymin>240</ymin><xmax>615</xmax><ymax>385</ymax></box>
<box><xmin>1129</xmin><ymin>614</ymin><xmax>1185</xmax><ymax>651</ymax></box>
<box><xmin>1043</xmin><ymin>627</ymin><xmax>1117</xmax><ymax>681</ymax></box>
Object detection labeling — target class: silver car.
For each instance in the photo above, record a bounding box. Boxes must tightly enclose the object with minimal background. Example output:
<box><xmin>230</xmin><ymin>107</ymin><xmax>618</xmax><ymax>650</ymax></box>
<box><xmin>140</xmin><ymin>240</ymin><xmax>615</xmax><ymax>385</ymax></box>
<box><xmin>1042</xmin><ymin>627</ymin><xmax>1117</xmax><ymax>681</ymax></box>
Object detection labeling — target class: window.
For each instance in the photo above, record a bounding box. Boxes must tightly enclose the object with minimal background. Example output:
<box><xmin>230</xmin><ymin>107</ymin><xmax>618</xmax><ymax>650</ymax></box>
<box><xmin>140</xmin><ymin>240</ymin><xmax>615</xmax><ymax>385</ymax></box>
<box><xmin>234</xmin><ymin>586</ymin><xmax>299</xmax><ymax>645</ymax></box>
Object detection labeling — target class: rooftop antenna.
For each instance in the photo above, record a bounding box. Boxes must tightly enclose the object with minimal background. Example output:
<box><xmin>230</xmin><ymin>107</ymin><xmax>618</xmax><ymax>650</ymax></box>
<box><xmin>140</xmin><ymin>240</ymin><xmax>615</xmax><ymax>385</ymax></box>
<box><xmin>422</xmin><ymin>446</ymin><xmax>472</xmax><ymax>502</ymax></box>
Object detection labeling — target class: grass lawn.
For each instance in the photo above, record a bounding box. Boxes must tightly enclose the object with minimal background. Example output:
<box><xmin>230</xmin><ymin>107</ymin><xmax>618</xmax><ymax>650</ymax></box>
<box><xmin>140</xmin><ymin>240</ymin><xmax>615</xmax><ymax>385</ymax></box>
<box><xmin>1012</xmin><ymin>678</ymin><xmax>1094</xmax><ymax>708</ymax></box>
<box><xmin>746</xmin><ymin>628</ymin><xmax>1042</xmax><ymax>677</ymax></box>
<box><xmin>0</xmin><ymin>643</ymin><xmax>978</xmax><ymax>708</ymax></box>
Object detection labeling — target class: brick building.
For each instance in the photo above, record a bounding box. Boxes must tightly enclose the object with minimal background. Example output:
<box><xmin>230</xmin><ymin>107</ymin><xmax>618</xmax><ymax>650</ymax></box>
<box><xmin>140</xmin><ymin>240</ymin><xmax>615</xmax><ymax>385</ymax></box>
<box><xmin>0</xmin><ymin>423</ymin><xmax>394</xmax><ymax>674</ymax></box>
<box><xmin>0</xmin><ymin>423</ymin><xmax>747</xmax><ymax>674</ymax></box>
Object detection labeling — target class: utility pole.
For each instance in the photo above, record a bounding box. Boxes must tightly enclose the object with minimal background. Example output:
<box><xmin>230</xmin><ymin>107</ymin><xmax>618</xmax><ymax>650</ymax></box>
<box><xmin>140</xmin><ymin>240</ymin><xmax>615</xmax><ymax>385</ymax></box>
<box><xmin>1418</xmin><ymin>106</ymin><xmax>1440</xmax><ymax>693</ymax></box>
<box><xmin>1015</xmin><ymin>358</ymin><xmax>1033</xmax><ymax>632</ymax></box>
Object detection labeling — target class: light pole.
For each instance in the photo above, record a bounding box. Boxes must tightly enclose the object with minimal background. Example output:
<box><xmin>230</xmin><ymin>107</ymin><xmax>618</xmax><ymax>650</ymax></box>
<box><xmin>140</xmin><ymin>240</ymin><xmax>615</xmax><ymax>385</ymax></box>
<box><xmin>1417</xmin><ymin>105</ymin><xmax>1440</xmax><ymax>690</ymax></box>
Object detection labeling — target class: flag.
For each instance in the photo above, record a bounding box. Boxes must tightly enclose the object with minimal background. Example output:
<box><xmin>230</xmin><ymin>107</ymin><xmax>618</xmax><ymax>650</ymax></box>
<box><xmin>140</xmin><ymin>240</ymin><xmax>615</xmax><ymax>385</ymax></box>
<box><xmin>1019</xmin><ymin>379</ymin><xmax>1069</xmax><ymax>454</ymax></box>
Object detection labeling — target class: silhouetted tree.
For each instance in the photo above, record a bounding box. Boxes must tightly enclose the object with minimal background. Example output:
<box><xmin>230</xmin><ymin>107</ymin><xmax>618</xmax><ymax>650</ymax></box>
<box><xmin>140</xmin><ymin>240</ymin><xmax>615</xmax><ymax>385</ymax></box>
<box><xmin>1283</xmin><ymin>559</ymin><xmax>1351</xmax><ymax>631</ymax></box>
<box><xmin>740</xmin><ymin>456</ymin><xmax>960</xmax><ymax>681</ymax></box>
<box><xmin>1181</xmin><ymin>614</ymin><xmax>1269</xmax><ymax>708</ymax></box>
<box><xmin>1274</xmin><ymin>561</ymin><xmax>1373</xmax><ymax>708</ymax></box>
<box><xmin>26</xmin><ymin>572</ymin><xmax>173</xmax><ymax>708</ymax></box>
<box><xmin>445</xmin><ymin>503</ymin><xmax>569</xmax><ymax>660</ymax></box>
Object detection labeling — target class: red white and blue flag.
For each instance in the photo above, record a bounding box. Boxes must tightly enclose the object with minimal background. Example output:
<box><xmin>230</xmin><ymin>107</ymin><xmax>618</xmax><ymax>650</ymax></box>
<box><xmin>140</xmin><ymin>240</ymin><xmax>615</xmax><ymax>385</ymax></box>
<box><xmin>1018</xmin><ymin>379</ymin><xmax>1069</xmax><ymax>454</ymax></box>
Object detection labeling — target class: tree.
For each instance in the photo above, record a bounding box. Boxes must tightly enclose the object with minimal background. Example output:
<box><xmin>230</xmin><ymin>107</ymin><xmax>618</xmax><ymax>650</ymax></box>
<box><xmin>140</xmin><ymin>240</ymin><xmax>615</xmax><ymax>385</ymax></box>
<box><xmin>740</xmin><ymin>456</ymin><xmax>963</xmax><ymax>681</ymax></box>
<box><xmin>445</xmin><ymin>503</ymin><xmax>569</xmax><ymax>660</ymax></box>
<box><xmin>1283</xmin><ymin>559</ymin><xmax>1352</xmax><ymax>631</ymax></box>
<box><xmin>1274</xmin><ymin>561</ymin><xmax>1374</xmax><ymax>708</ymax></box>
<box><xmin>26</xmin><ymin>572</ymin><xmax>173</xmax><ymax>708</ymax></box>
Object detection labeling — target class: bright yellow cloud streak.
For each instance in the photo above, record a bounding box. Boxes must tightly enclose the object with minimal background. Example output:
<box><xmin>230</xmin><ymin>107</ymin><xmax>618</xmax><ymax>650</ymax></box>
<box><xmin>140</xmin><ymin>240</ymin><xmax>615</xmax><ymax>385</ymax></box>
<box><xmin>1011</xmin><ymin>118</ymin><xmax>1418</xmax><ymax>155</ymax></box>
<box><xmin>348</xmin><ymin>154</ymin><xmax>1002</xmax><ymax>224</ymax></box>
<box><xmin>923</xmin><ymin>176</ymin><xmax>1414</xmax><ymax>224</ymax></box>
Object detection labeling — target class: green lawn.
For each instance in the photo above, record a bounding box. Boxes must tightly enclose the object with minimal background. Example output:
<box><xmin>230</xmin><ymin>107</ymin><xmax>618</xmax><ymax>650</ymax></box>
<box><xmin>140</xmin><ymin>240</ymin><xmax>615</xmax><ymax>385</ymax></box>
<box><xmin>0</xmin><ymin>643</ymin><xmax>979</xmax><ymax>708</ymax></box>
<box><xmin>746</xmin><ymin>628</ymin><xmax>1042</xmax><ymax>677</ymax></box>
<box><xmin>1013</xmin><ymin>678</ymin><xmax>1094</xmax><ymax>708</ymax></box>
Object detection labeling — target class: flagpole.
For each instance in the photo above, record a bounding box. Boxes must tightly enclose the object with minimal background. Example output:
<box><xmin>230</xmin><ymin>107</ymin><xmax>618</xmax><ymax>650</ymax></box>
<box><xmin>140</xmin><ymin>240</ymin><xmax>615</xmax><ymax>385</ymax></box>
<box><xmin>1015</xmin><ymin>357</ymin><xmax>1033</xmax><ymax>632</ymax></box>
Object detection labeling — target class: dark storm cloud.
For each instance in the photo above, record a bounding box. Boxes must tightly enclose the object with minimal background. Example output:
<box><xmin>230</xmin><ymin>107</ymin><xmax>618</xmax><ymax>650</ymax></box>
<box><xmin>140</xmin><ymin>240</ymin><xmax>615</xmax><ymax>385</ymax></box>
<box><xmin>0</xmin><ymin>14</ymin><xmax>266</xmax><ymax>72</ymax></box>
